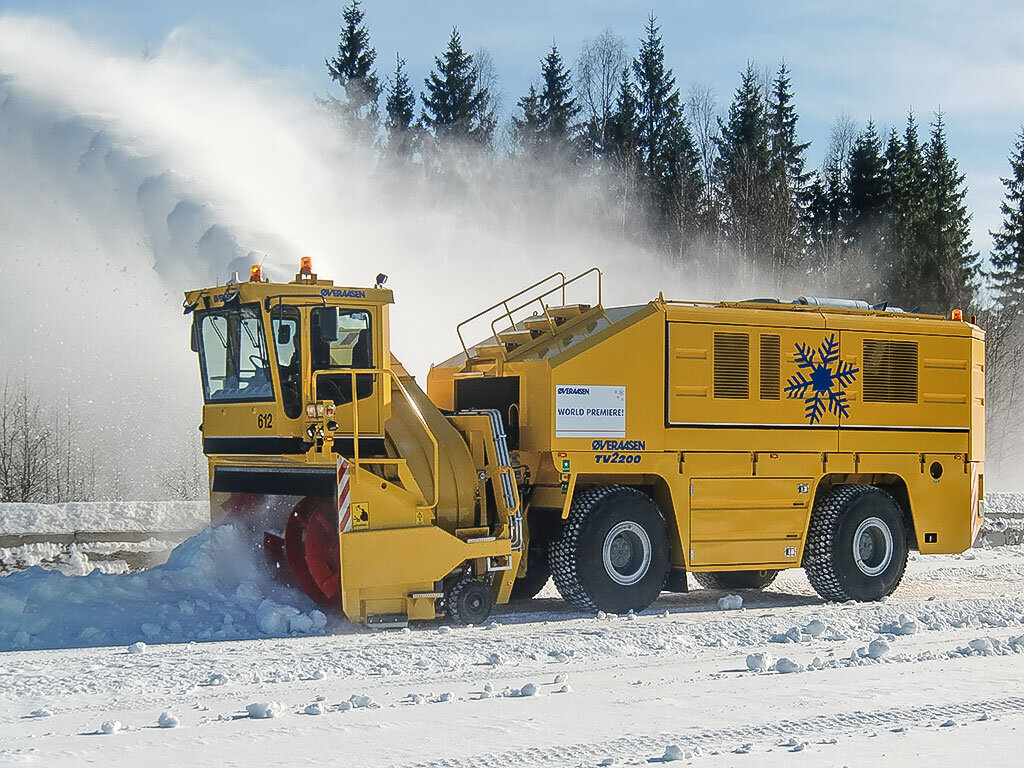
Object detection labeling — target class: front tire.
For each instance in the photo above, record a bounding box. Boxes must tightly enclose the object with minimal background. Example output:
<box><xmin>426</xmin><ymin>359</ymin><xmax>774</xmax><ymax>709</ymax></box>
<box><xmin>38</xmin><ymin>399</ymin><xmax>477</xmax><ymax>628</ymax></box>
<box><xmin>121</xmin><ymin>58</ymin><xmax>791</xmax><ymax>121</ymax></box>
<box><xmin>804</xmin><ymin>484</ymin><xmax>908</xmax><ymax>602</ymax></box>
<box><xmin>549</xmin><ymin>486</ymin><xmax>670</xmax><ymax>613</ymax></box>
<box><xmin>693</xmin><ymin>569</ymin><xmax>779</xmax><ymax>590</ymax></box>
<box><xmin>446</xmin><ymin>578</ymin><xmax>493</xmax><ymax>625</ymax></box>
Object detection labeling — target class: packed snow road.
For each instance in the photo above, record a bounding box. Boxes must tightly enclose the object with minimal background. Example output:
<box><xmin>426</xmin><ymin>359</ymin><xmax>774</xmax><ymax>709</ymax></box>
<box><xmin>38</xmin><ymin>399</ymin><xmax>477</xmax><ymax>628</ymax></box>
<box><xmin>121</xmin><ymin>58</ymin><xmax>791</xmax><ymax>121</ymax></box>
<box><xmin>2</xmin><ymin>543</ymin><xmax>1024</xmax><ymax>767</ymax></box>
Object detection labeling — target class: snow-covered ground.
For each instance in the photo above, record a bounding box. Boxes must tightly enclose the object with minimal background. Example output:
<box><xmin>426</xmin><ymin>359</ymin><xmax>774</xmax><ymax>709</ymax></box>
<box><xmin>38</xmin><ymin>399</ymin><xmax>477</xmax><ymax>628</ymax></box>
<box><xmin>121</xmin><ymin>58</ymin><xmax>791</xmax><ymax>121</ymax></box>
<box><xmin>1</xmin><ymin>498</ymin><xmax>1023</xmax><ymax>765</ymax></box>
<box><xmin>2</xmin><ymin>528</ymin><xmax>1024</xmax><ymax>765</ymax></box>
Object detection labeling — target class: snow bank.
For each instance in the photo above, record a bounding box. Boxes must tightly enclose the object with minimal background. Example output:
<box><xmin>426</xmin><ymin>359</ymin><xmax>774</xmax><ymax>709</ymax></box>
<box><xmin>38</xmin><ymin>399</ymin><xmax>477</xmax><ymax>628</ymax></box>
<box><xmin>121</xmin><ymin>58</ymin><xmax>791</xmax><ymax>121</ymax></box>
<box><xmin>0</xmin><ymin>501</ymin><xmax>208</xmax><ymax>534</ymax></box>
<box><xmin>0</xmin><ymin>525</ymin><xmax>329</xmax><ymax>651</ymax></box>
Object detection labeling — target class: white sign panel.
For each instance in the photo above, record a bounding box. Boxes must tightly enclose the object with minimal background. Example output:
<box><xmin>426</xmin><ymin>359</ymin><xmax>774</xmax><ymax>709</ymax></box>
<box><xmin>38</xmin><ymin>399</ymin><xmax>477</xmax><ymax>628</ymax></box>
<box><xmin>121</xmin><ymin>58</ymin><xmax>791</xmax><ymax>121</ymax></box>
<box><xmin>555</xmin><ymin>385</ymin><xmax>626</xmax><ymax>438</ymax></box>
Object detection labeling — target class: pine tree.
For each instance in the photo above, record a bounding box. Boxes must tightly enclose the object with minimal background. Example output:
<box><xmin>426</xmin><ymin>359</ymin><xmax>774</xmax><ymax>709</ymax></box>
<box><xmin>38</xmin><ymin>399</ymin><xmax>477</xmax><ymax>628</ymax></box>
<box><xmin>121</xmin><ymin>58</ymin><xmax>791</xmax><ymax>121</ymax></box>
<box><xmin>632</xmin><ymin>16</ymin><xmax>682</xmax><ymax>192</ymax></box>
<box><xmin>421</xmin><ymin>28</ymin><xmax>490</xmax><ymax>144</ymax></box>
<box><xmin>538</xmin><ymin>44</ymin><xmax>580</xmax><ymax>154</ymax></box>
<box><xmin>886</xmin><ymin>112</ymin><xmax>928</xmax><ymax>307</ymax></box>
<box><xmin>511</xmin><ymin>84</ymin><xmax>544</xmax><ymax>156</ymax></box>
<box><xmin>766</xmin><ymin>62</ymin><xmax>812</xmax><ymax>281</ymax></box>
<box><xmin>384</xmin><ymin>54</ymin><xmax>416</xmax><ymax>161</ymax></box>
<box><xmin>325</xmin><ymin>1</ymin><xmax>381</xmax><ymax>137</ymax></box>
<box><xmin>990</xmin><ymin>127</ymin><xmax>1024</xmax><ymax>312</ymax></box>
<box><xmin>921</xmin><ymin>111</ymin><xmax>980</xmax><ymax>310</ymax></box>
<box><xmin>715</xmin><ymin>63</ymin><xmax>772</xmax><ymax>273</ymax></box>
<box><xmin>846</xmin><ymin>121</ymin><xmax>887</xmax><ymax>231</ymax></box>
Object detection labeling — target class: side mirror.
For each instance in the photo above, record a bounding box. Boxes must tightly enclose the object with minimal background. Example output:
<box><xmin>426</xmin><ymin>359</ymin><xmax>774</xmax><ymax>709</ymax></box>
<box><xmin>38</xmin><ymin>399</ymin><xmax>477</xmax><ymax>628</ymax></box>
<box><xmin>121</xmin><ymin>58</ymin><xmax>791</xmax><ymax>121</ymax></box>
<box><xmin>277</xmin><ymin>323</ymin><xmax>292</xmax><ymax>346</ymax></box>
<box><xmin>318</xmin><ymin>307</ymin><xmax>339</xmax><ymax>343</ymax></box>
<box><xmin>190</xmin><ymin>320</ymin><xmax>200</xmax><ymax>353</ymax></box>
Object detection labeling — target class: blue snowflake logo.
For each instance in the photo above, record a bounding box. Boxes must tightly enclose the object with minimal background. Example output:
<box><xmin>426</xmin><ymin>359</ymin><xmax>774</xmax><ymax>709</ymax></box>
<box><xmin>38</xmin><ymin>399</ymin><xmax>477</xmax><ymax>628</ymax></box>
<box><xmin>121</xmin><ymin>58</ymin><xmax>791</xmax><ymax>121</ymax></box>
<box><xmin>784</xmin><ymin>333</ymin><xmax>859</xmax><ymax>424</ymax></box>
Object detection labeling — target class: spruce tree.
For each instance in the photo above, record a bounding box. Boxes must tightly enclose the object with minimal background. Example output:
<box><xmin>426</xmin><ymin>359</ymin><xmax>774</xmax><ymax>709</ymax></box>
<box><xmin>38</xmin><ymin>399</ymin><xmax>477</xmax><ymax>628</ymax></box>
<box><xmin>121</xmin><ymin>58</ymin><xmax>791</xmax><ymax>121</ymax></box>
<box><xmin>990</xmin><ymin>127</ymin><xmax>1024</xmax><ymax>312</ymax></box>
<box><xmin>538</xmin><ymin>44</ymin><xmax>580</xmax><ymax>154</ymax></box>
<box><xmin>885</xmin><ymin>112</ymin><xmax>928</xmax><ymax>307</ymax></box>
<box><xmin>629</xmin><ymin>14</ymin><xmax>701</xmax><ymax>252</ymax></box>
<box><xmin>844</xmin><ymin>120</ymin><xmax>889</xmax><ymax>287</ymax></box>
<box><xmin>384</xmin><ymin>54</ymin><xmax>417</xmax><ymax>161</ymax></box>
<box><xmin>715</xmin><ymin>64</ymin><xmax>773</xmax><ymax>272</ymax></box>
<box><xmin>766</xmin><ymin>62</ymin><xmax>812</xmax><ymax>280</ymax></box>
<box><xmin>421</xmin><ymin>28</ymin><xmax>489</xmax><ymax>144</ymax></box>
<box><xmin>511</xmin><ymin>84</ymin><xmax>544</xmax><ymax>156</ymax></box>
<box><xmin>608</xmin><ymin>66</ymin><xmax>641</xmax><ymax>231</ymax></box>
<box><xmin>921</xmin><ymin>111</ymin><xmax>980</xmax><ymax>310</ymax></box>
<box><xmin>325</xmin><ymin>1</ymin><xmax>381</xmax><ymax>136</ymax></box>
<box><xmin>632</xmin><ymin>15</ymin><xmax>683</xmax><ymax>193</ymax></box>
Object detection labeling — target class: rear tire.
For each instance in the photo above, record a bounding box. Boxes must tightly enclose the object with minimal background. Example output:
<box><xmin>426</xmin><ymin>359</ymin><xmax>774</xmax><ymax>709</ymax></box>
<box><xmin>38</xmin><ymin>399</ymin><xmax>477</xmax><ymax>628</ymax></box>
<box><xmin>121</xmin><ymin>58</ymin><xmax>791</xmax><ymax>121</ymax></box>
<box><xmin>804</xmin><ymin>484</ymin><xmax>908</xmax><ymax>602</ymax></box>
<box><xmin>549</xmin><ymin>486</ymin><xmax>669</xmax><ymax>614</ymax></box>
<box><xmin>692</xmin><ymin>569</ymin><xmax>779</xmax><ymax>590</ymax></box>
<box><xmin>445</xmin><ymin>577</ymin><xmax>493</xmax><ymax>625</ymax></box>
<box><xmin>511</xmin><ymin>540</ymin><xmax>551</xmax><ymax>600</ymax></box>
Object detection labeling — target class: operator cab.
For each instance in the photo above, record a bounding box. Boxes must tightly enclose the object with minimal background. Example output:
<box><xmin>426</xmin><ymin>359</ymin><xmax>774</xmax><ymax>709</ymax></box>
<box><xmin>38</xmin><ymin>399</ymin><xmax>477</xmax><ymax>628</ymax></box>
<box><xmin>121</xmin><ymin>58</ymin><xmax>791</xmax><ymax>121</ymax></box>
<box><xmin>184</xmin><ymin>259</ymin><xmax>393</xmax><ymax>460</ymax></box>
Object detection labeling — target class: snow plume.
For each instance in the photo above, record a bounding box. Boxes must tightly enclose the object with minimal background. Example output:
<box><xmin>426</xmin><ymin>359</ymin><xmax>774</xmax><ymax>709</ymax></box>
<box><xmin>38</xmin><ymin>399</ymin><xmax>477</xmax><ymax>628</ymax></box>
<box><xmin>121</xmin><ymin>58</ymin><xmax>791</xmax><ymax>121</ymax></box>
<box><xmin>0</xmin><ymin>14</ymin><xmax>696</xmax><ymax>498</ymax></box>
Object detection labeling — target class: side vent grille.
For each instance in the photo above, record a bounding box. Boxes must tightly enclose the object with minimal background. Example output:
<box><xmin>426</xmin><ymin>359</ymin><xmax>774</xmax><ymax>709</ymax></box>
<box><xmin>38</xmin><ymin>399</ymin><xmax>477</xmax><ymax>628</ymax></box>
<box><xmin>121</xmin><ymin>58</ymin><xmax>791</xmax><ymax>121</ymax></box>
<box><xmin>863</xmin><ymin>339</ymin><xmax>918</xmax><ymax>403</ymax></box>
<box><xmin>760</xmin><ymin>334</ymin><xmax>780</xmax><ymax>400</ymax></box>
<box><xmin>713</xmin><ymin>332</ymin><xmax>749</xmax><ymax>399</ymax></box>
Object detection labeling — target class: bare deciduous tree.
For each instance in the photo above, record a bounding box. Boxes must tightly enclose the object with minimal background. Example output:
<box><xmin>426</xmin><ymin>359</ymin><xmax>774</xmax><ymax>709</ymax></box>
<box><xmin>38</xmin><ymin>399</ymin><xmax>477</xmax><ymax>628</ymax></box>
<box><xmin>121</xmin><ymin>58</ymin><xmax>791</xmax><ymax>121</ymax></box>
<box><xmin>576</xmin><ymin>28</ymin><xmax>627</xmax><ymax>157</ymax></box>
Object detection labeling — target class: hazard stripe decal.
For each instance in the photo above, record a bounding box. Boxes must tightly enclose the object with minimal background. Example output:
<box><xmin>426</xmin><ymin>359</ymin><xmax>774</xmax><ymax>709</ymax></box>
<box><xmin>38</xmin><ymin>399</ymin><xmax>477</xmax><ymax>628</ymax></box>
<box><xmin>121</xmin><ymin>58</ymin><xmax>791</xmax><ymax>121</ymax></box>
<box><xmin>337</xmin><ymin>457</ymin><xmax>351</xmax><ymax>533</ymax></box>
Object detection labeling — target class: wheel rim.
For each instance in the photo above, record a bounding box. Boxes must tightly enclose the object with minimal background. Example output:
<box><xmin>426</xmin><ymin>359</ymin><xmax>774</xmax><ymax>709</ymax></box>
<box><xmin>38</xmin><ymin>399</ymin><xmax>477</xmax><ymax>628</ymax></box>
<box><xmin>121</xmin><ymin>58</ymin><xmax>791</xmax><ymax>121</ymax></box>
<box><xmin>601</xmin><ymin>521</ymin><xmax>652</xmax><ymax>586</ymax></box>
<box><xmin>852</xmin><ymin>516</ymin><xmax>893</xmax><ymax>576</ymax></box>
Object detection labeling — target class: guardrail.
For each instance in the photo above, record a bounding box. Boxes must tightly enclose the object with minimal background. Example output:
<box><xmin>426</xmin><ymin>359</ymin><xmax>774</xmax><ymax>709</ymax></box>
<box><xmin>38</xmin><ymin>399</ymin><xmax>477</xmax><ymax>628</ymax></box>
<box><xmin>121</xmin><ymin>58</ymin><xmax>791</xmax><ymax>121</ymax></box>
<box><xmin>312</xmin><ymin>367</ymin><xmax>440</xmax><ymax>515</ymax></box>
<box><xmin>455</xmin><ymin>268</ymin><xmax>603</xmax><ymax>362</ymax></box>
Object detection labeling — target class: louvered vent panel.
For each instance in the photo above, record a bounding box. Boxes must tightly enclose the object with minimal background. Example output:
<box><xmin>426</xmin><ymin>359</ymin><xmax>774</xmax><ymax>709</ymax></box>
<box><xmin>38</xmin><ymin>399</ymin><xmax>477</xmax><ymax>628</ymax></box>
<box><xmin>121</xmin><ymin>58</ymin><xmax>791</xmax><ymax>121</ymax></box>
<box><xmin>863</xmin><ymin>339</ymin><xmax>918</xmax><ymax>403</ymax></box>
<box><xmin>713</xmin><ymin>332</ymin><xmax>749</xmax><ymax>399</ymax></box>
<box><xmin>760</xmin><ymin>334</ymin><xmax>781</xmax><ymax>400</ymax></box>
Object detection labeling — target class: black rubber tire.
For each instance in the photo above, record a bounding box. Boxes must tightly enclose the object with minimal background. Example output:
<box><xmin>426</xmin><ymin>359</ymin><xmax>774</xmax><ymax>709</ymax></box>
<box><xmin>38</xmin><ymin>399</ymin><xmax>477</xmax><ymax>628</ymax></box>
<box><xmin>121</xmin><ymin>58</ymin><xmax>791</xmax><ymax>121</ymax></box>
<box><xmin>692</xmin><ymin>569</ymin><xmax>779</xmax><ymax>590</ymax></box>
<box><xmin>549</xmin><ymin>485</ymin><xmax>670</xmax><ymax>613</ymax></box>
<box><xmin>804</xmin><ymin>484</ymin><xmax>909</xmax><ymax>602</ymax></box>
<box><xmin>511</xmin><ymin>541</ymin><xmax>551</xmax><ymax>600</ymax></box>
<box><xmin>446</xmin><ymin>578</ymin><xmax>493</xmax><ymax>625</ymax></box>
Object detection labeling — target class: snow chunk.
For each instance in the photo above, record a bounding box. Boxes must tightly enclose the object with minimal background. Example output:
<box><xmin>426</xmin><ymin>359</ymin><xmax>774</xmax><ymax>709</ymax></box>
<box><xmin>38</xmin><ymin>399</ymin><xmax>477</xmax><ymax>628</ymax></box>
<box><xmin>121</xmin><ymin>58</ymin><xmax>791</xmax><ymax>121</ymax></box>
<box><xmin>207</xmin><ymin>673</ymin><xmax>229</xmax><ymax>686</ymax></box>
<box><xmin>774</xmin><ymin>657</ymin><xmax>802</xmax><ymax>674</ymax></box>
<box><xmin>157</xmin><ymin>711</ymin><xmax>179</xmax><ymax>728</ymax></box>
<box><xmin>127</xmin><ymin>641</ymin><xmax>147</xmax><ymax>654</ymax></box>
<box><xmin>717</xmin><ymin>594</ymin><xmax>743</xmax><ymax>611</ymax></box>
<box><xmin>304</xmin><ymin>703</ymin><xmax>323</xmax><ymax>716</ymax></box>
<box><xmin>969</xmin><ymin>638</ymin><xmax>994</xmax><ymax>655</ymax></box>
<box><xmin>28</xmin><ymin>709</ymin><xmax>51</xmax><ymax>718</ymax></box>
<box><xmin>804</xmin><ymin>619</ymin><xmax>826</xmax><ymax>637</ymax></box>
<box><xmin>100</xmin><ymin>720</ymin><xmax>122</xmax><ymax>734</ymax></box>
<box><xmin>868</xmin><ymin>638</ymin><xmax>891</xmax><ymax>659</ymax></box>
<box><xmin>746</xmin><ymin>652</ymin><xmax>773</xmax><ymax>672</ymax></box>
<box><xmin>348</xmin><ymin>694</ymin><xmax>375</xmax><ymax>709</ymax></box>
<box><xmin>661</xmin><ymin>745</ymin><xmax>684</xmax><ymax>761</ymax></box>
<box><xmin>519</xmin><ymin>682</ymin><xmax>539</xmax><ymax>697</ymax></box>
<box><xmin>246</xmin><ymin>702</ymin><xmax>284</xmax><ymax>719</ymax></box>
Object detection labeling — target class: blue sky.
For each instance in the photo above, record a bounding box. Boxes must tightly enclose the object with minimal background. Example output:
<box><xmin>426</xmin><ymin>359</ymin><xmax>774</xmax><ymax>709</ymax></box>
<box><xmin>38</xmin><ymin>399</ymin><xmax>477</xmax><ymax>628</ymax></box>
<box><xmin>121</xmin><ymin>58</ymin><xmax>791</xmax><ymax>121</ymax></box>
<box><xmin>3</xmin><ymin>0</ymin><xmax>1023</xmax><ymax>253</ymax></box>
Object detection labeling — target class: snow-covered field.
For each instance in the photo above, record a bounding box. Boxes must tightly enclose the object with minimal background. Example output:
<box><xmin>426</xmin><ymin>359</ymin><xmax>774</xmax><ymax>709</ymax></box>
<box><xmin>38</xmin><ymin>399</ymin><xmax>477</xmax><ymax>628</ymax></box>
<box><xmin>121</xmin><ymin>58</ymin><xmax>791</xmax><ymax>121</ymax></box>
<box><xmin>2</xmin><ymin>509</ymin><xmax>1024</xmax><ymax>766</ymax></box>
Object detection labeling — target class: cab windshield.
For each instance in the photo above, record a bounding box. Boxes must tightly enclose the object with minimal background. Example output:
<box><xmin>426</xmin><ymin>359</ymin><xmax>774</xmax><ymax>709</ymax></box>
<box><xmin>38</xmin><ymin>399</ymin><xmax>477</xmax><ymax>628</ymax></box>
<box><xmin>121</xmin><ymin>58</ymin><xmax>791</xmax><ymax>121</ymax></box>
<box><xmin>196</xmin><ymin>305</ymin><xmax>274</xmax><ymax>403</ymax></box>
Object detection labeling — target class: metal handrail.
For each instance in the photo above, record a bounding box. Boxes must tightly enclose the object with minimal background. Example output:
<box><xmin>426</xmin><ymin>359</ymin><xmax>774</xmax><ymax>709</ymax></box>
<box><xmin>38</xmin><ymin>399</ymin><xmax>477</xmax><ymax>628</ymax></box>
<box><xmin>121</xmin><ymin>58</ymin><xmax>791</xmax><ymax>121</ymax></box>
<box><xmin>455</xmin><ymin>272</ymin><xmax>567</xmax><ymax>359</ymax></box>
<box><xmin>485</xmin><ymin>267</ymin><xmax>603</xmax><ymax>362</ymax></box>
<box><xmin>312</xmin><ymin>367</ymin><xmax>440</xmax><ymax>515</ymax></box>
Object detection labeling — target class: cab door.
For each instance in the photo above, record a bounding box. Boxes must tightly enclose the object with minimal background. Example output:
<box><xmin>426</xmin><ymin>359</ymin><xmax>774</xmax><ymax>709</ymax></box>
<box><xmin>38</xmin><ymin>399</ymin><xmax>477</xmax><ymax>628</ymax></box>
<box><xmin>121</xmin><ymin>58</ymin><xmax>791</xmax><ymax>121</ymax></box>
<box><xmin>310</xmin><ymin>306</ymin><xmax>383</xmax><ymax>437</ymax></box>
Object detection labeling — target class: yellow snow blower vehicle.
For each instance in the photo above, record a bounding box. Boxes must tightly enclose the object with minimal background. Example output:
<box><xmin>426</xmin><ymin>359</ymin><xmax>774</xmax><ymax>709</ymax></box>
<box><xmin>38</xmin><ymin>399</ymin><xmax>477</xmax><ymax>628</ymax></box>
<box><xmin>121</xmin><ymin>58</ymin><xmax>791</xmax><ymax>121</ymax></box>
<box><xmin>185</xmin><ymin>262</ymin><xmax>985</xmax><ymax>626</ymax></box>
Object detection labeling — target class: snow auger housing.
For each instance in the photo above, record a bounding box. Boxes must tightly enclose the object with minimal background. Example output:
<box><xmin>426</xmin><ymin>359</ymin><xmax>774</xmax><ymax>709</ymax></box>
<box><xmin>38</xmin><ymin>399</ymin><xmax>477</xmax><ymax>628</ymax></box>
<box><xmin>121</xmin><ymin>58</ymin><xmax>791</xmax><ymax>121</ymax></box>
<box><xmin>186</xmin><ymin>263</ymin><xmax>984</xmax><ymax>625</ymax></box>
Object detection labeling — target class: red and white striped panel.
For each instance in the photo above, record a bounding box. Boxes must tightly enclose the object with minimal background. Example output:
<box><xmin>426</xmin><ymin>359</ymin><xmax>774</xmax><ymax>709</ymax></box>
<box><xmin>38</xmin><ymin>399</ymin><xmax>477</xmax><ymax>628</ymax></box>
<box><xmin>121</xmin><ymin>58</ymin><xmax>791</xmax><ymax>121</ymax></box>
<box><xmin>337</xmin><ymin>457</ymin><xmax>352</xmax><ymax>533</ymax></box>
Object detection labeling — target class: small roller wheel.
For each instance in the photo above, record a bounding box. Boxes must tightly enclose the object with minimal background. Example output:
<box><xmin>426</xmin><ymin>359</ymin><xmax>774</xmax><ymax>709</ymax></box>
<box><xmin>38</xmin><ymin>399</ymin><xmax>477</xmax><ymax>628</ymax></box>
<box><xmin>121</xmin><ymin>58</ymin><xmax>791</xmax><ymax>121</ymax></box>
<box><xmin>692</xmin><ymin>569</ymin><xmax>779</xmax><ymax>590</ymax></box>
<box><xmin>445</xmin><ymin>577</ymin><xmax>492</xmax><ymax>625</ymax></box>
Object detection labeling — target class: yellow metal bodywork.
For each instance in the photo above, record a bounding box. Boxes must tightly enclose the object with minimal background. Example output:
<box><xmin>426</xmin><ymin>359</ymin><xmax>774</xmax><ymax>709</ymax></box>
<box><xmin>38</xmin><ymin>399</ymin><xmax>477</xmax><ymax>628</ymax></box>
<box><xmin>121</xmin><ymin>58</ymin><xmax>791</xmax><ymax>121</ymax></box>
<box><xmin>427</xmin><ymin>282</ymin><xmax>985</xmax><ymax>580</ymax></box>
<box><xmin>186</xmin><ymin>266</ymin><xmax>984</xmax><ymax>625</ymax></box>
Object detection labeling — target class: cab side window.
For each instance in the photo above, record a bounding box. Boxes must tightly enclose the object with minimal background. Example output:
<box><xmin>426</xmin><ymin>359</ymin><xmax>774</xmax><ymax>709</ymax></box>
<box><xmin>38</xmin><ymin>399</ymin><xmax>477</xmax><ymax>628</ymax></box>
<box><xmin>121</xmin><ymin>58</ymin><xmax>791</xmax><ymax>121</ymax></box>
<box><xmin>271</xmin><ymin>308</ymin><xmax>302</xmax><ymax>419</ymax></box>
<box><xmin>310</xmin><ymin>308</ymin><xmax>374</xmax><ymax>405</ymax></box>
